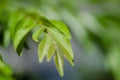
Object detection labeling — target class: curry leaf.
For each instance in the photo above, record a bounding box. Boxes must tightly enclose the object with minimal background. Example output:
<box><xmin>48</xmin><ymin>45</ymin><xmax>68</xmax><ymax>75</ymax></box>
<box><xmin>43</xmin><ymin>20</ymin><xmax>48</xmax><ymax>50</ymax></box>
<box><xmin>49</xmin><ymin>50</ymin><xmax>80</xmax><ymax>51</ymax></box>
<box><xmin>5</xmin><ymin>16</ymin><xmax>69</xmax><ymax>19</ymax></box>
<box><xmin>32</xmin><ymin>26</ymin><xmax>45</xmax><ymax>42</ymax></box>
<box><xmin>50</xmin><ymin>20</ymin><xmax>71</xmax><ymax>39</ymax></box>
<box><xmin>40</xmin><ymin>16</ymin><xmax>53</xmax><ymax>27</ymax></box>
<box><xmin>8</xmin><ymin>11</ymin><xmax>26</xmax><ymax>40</ymax></box>
<box><xmin>38</xmin><ymin>36</ymin><xmax>51</xmax><ymax>62</ymax></box>
<box><xmin>7</xmin><ymin>9</ymin><xmax>74</xmax><ymax>76</ymax></box>
<box><xmin>48</xmin><ymin>28</ymin><xmax>74</xmax><ymax>66</ymax></box>
<box><xmin>54</xmin><ymin>51</ymin><xmax>64</xmax><ymax>77</ymax></box>
<box><xmin>13</xmin><ymin>17</ymin><xmax>36</xmax><ymax>56</ymax></box>
<box><xmin>47</xmin><ymin>43</ymin><xmax>56</xmax><ymax>62</ymax></box>
<box><xmin>3</xmin><ymin>30</ymin><xmax>10</xmax><ymax>47</ymax></box>
<box><xmin>0</xmin><ymin>54</ymin><xmax>3</xmax><ymax>62</ymax></box>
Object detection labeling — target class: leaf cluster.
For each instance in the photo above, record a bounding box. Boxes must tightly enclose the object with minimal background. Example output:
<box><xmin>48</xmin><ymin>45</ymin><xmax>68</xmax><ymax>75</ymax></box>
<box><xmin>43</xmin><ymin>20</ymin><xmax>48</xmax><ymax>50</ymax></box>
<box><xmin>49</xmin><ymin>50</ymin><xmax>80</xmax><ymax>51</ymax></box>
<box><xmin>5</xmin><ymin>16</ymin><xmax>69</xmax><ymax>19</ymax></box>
<box><xmin>0</xmin><ymin>8</ymin><xmax>74</xmax><ymax>76</ymax></box>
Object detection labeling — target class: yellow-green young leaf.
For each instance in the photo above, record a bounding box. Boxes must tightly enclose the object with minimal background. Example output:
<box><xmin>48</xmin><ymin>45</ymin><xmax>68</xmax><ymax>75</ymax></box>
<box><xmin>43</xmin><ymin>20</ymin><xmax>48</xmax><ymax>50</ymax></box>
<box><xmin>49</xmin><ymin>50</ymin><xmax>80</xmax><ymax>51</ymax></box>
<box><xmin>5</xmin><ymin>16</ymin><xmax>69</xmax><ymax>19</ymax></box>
<box><xmin>14</xmin><ymin>17</ymin><xmax>36</xmax><ymax>56</ymax></box>
<box><xmin>50</xmin><ymin>20</ymin><xmax>71</xmax><ymax>39</ymax></box>
<box><xmin>32</xmin><ymin>26</ymin><xmax>45</xmax><ymax>42</ymax></box>
<box><xmin>54</xmin><ymin>52</ymin><xmax>64</xmax><ymax>77</ymax></box>
<box><xmin>48</xmin><ymin>28</ymin><xmax>74</xmax><ymax>66</ymax></box>
<box><xmin>38</xmin><ymin>37</ymin><xmax>51</xmax><ymax>62</ymax></box>
<box><xmin>47</xmin><ymin>43</ymin><xmax>56</xmax><ymax>62</ymax></box>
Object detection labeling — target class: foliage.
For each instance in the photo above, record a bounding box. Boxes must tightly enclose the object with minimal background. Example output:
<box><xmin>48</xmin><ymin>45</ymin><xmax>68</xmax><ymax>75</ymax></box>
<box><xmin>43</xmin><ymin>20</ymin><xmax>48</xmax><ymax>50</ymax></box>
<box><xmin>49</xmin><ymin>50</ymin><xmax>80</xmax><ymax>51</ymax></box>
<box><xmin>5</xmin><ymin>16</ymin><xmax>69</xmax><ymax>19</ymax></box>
<box><xmin>0</xmin><ymin>0</ymin><xmax>74</xmax><ymax>77</ymax></box>
<box><xmin>0</xmin><ymin>54</ymin><xmax>13</xmax><ymax>80</ymax></box>
<box><xmin>33</xmin><ymin>0</ymin><xmax>120</xmax><ymax>79</ymax></box>
<box><xmin>0</xmin><ymin>0</ymin><xmax>120</xmax><ymax>80</ymax></box>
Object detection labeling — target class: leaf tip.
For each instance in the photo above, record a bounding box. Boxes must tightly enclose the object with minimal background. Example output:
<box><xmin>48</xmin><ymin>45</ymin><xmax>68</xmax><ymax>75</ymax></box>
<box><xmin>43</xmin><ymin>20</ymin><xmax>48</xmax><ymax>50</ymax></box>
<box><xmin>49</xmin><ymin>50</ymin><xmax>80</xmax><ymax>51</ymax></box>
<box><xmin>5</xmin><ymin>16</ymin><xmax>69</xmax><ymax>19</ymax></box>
<box><xmin>47</xmin><ymin>58</ymin><xmax>50</xmax><ymax>62</ymax></box>
<box><xmin>32</xmin><ymin>36</ymin><xmax>39</xmax><ymax>42</ymax></box>
<box><xmin>60</xmin><ymin>72</ymin><xmax>64</xmax><ymax>77</ymax></box>
<box><xmin>39</xmin><ymin>58</ymin><xmax>43</xmax><ymax>63</ymax></box>
<box><xmin>70</xmin><ymin>59</ymin><xmax>75</xmax><ymax>67</ymax></box>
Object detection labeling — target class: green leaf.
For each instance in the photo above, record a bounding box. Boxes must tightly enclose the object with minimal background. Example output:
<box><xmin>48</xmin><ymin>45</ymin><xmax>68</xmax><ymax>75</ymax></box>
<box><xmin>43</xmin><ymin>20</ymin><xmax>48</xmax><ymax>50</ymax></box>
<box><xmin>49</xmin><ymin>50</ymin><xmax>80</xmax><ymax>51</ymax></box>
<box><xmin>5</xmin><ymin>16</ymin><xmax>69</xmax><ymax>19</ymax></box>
<box><xmin>50</xmin><ymin>20</ymin><xmax>71</xmax><ymax>39</ymax></box>
<box><xmin>32</xmin><ymin>26</ymin><xmax>45</xmax><ymax>42</ymax></box>
<box><xmin>13</xmin><ymin>17</ymin><xmax>36</xmax><ymax>56</ymax></box>
<box><xmin>40</xmin><ymin>16</ymin><xmax>53</xmax><ymax>27</ymax></box>
<box><xmin>47</xmin><ymin>43</ymin><xmax>56</xmax><ymax>62</ymax></box>
<box><xmin>38</xmin><ymin>36</ymin><xmax>51</xmax><ymax>62</ymax></box>
<box><xmin>8</xmin><ymin>11</ymin><xmax>26</xmax><ymax>40</ymax></box>
<box><xmin>3</xmin><ymin>30</ymin><xmax>10</xmax><ymax>47</ymax></box>
<box><xmin>15</xmin><ymin>36</ymin><xmax>26</xmax><ymax>56</ymax></box>
<box><xmin>48</xmin><ymin>28</ymin><xmax>74</xmax><ymax>66</ymax></box>
<box><xmin>0</xmin><ymin>54</ymin><xmax>3</xmax><ymax>62</ymax></box>
<box><xmin>0</xmin><ymin>54</ymin><xmax>13</xmax><ymax>80</ymax></box>
<box><xmin>54</xmin><ymin>52</ymin><xmax>64</xmax><ymax>77</ymax></box>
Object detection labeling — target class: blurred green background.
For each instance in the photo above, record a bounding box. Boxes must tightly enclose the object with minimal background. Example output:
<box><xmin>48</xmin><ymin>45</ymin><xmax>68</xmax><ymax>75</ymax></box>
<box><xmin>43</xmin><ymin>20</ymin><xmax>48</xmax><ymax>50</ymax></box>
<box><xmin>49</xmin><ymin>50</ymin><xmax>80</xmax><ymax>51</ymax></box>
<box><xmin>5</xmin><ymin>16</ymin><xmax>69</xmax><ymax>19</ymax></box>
<box><xmin>0</xmin><ymin>0</ymin><xmax>120</xmax><ymax>80</ymax></box>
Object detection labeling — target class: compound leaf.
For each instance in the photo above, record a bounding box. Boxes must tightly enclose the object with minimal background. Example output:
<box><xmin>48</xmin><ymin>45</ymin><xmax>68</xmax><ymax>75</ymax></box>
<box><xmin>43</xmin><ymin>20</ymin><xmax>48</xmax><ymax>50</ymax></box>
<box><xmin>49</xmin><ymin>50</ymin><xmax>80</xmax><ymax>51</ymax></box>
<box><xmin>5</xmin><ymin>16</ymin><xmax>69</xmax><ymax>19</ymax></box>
<box><xmin>7</xmin><ymin>9</ymin><xmax>74</xmax><ymax>77</ymax></box>
<box><xmin>48</xmin><ymin>28</ymin><xmax>74</xmax><ymax>66</ymax></box>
